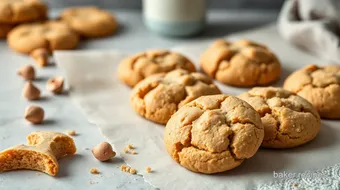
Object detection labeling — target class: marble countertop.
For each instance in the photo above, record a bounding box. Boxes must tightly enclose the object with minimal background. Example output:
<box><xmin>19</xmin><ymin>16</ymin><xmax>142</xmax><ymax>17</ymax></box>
<box><xmin>0</xmin><ymin>10</ymin><xmax>277</xmax><ymax>190</ymax></box>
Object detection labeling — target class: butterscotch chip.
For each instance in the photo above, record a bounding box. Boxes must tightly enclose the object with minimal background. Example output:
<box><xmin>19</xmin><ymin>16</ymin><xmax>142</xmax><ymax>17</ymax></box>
<box><xmin>17</xmin><ymin>65</ymin><xmax>35</xmax><ymax>81</ymax></box>
<box><xmin>31</xmin><ymin>48</ymin><xmax>49</xmax><ymax>67</ymax></box>
<box><xmin>60</xmin><ymin>6</ymin><xmax>118</xmax><ymax>38</ymax></box>
<box><xmin>239</xmin><ymin>87</ymin><xmax>321</xmax><ymax>148</ymax></box>
<box><xmin>0</xmin><ymin>0</ymin><xmax>47</xmax><ymax>24</ymax></box>
<box><xmin>284</xmin><ymin>64</ymin><xmax>340</xmax><ymax>119</ymax></box>
<box><xmin>25</xmin><ymin>105</ymin><xmax>44</xmax><ymax>124</ymax></box>
<box><xmin>90</xmin><ymin>168</ymin><xmax>99</xmax><ymax>174</ymax></box>
<box><xmin>0</xmin><ymin>23</ymin><xmax>13</xmax><ymax>39</ymax></box>
<box><xmin>118</xmin><ymin>50</ymin><xmax>196</xmax><ymax>87</ymax></box>
<box><xmin>131</xmin><ymin>69</ymin><xmax>221</xmax><ymax>124</ymax></box>
<box><xmin>0</xmin><ymin>131</ymin><xmax>77</xmax><ymax>176</ymax></box>
<box><xmin>164</xmin><ymin>95</ymin><xmax>264</xmax><ymax>174</ymax></box>
<box><xmin>200</xmin><ymin>39</ymin><xmax>281</xmax><ymax>87</ymax></box>
<box><xmin>46</xmin><ymin>76</ymin><xmax>64</xmax><ymax>94</ymax></box>
<box><xmin>22</xmin><ymin>81</ymin><xmax>40</xmax><ymax>100</ymax></box>
<box><xmin>8</xmin><ymin>21</ymin><xmax>79</xmax><ymax>54</ymax></box>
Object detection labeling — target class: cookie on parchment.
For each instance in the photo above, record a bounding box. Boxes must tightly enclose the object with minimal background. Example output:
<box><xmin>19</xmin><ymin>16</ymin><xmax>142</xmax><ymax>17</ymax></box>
<box><xmin>200</xmin><ymin>39</ymin><xmax>281</xmax><ymax>87</ymax></box>
<box><xmin>131</xmin><ymin>69</ymin><xmax>221</xmax><ymax>125</ymax></box>
<box><xmin>239</xmin><ymin>87</ymin><xmax>321</xmax><ymax>148</ymax></box>
<box><xmin>164</xmin><ymin>94</ymin><xmax>264</xmax><ymax>174</ymax></box>
<box><xmin>8</xmin><ymin>21</ymin><xmax>79</xmax><ymax>54</ymax></box>
<box><xmin>284</xmin><ymin>64</ymin><xmax>340</xmax><ymax>119</ymax></box>
<box><xmin>118</xmin><ymin>50</ymin><xmax>196</xmax><ymax>87</ymax></box>
<box><xmin>60</xmin><ymin>6</ymin><xmax>118</xmax><ymax>38</ymax></box>
<box><xmin>0</xmin><ymin>0</ymin><xmax>47</xmax><ymax>24</ymax></box>
<box><xmin>0</xmin><ymin>23</ymin><xmax>13</xmax><ymax>39</ymax></box>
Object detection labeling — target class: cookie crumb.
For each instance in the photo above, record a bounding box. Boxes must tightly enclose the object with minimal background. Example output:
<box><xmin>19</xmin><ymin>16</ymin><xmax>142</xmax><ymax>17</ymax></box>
<box><xmin>120</xmin><ymin>165</ymin><xmax>136</xmax><ymax>175</ymax></box>
<box><xmin>90</xmin><ymin>168</ymin><xmax>100</xmax><ymax>174</ymax></box>
<box><xmin>129</xmin><ymin>168</ymin><xmax>137</xmax><ymax>174</ymax></box>
<box><xmin>128</xmin><ymin>144</ymin><xmax>134</xmax><ymax>149</ymax></box>
<box><xmin>124</xmin><ymin>147</ymin><xmax>130</xmax><ymax>153</ymax></box>
<box><xmin>146</xmin><ymin>167</ymin><xmax>152</xmax><ymax>173</ymax></box>
<box><xmin>66</xmin><ymin>130</ymin><xmax>76</xmax><ymax>136</ymax></box>
<box><xmin>131</xmin><ymin>150</ymin><xmax>137</xmax><ymax>155</ymax></box>
<box><xmin>292</xmin><ymin>183</ymin><xmax>297</xmax><ymax>187</ymax></box>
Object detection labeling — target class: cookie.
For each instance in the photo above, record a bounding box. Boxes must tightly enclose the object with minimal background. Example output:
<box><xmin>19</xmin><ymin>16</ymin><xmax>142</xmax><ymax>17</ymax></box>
<box><xmin>164</xmin><ymin>94</ymin><xmax>264</xmax><ymax>174</ymax></box>
<box><xmin>0</xmin><ymin>131</ymin><xmax>76</xmax><ymax>176</ymax></box>
<box><xmin>284</xmin><ymin>64</ymin><xmax>340</xmax><ymax>119</ymax></box>
<box><xmin>0</xmin><ymin>0</ymin><xmax>47</xmax><ymax>24</ymax></box>
<box><xmin>8</xmin><ymin>21</ymin><xmax>79</xmax><ymax>54</ymax></box>
<box><xmin>239</xmin><ymin>87</ymin><xmax>321</xmax><ymax>148</ymax></box>
<box><xmin>200</xmin><ymin>39</ymin><xmax>281</xmax><ymax>87</ymax></box>
<box><xmin>0</xmin><ymin>23</ymin><xmax>12</xmax><ymax>38</ymax></box>
<box><xmin>118</xmin><ymin>50</ymin><xmax>196</xmax><ymax>87</ymax></box>
<box><xmin>131</xmin><ymin>69</ymin><xmax>221</xmax><ymax>124</ymax></box>
<box><xmin>60</xmin><ymin>6</ymin><xmax>118</xmax><ymax>38</ymax></box>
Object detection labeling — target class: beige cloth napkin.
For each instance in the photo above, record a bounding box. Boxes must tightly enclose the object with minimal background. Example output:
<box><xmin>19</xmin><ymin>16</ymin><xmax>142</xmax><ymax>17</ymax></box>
<box><xmin>278</xmin><ymin>0</ymin><xmax>340</xmax><ymax>64</ymax></box>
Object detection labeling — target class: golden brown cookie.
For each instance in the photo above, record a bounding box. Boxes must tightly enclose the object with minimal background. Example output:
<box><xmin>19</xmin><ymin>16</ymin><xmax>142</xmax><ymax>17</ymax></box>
<box><xmin>0</xmin><ymin>0</ymin><xmax>47</xmax><ymax>24</ymax></box>
<box><xmin>200</xmin><ymin>39</ymin><xmax>281</xmax><ymax>87</ymax></box>
<box><xmin>60</xmin><ymin>6</ymin><xmax>118</xmax><ymax>38</ymax></box>
<box><xmin>239</xmin><ymin>87</ymin><xmax>321</xmax><ymax>148</ymax></box>
<box><xmin>8</xmin><ymin>21</ymin><xmax>79</xmax><ymax>54</ymax></box>
<box><xmin>0</xmin><ymin>23</ymin><xmax>13</xmax><ymax>39</ymax></box>
<box><xmin>118</xmin><ymin>50</ymin><xmax>196</xmax><ymax>87</ymax></box>
<box><xmin>131</xmin><ymin>69</ymin><xmax>221</xmax><ymax>125</ymax></box>
<box><xmin>0</xmin><ymin>131</ymin><xmax>76</xmax><ymax>176</ymax></box>
<box><xmin>164</xmin><ymin>94</ymin><xmax>264</xmax><ymax>174</ymax></box>
<box><xmin>284</xmin><ymin>64</ymin><xmax>340</xmax><ymax>119</ymax></box>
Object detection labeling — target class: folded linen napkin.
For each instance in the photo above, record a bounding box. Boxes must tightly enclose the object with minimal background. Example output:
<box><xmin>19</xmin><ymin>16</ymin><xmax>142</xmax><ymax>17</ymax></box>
<box><xmin>278</xmin><ymin>0</ymin><xmax>340</xmax><ymax>64</ymax></box>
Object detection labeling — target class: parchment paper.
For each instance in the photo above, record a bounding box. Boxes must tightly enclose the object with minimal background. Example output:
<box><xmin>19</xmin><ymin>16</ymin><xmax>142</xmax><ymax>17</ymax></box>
<box><xmin>55</xmin><ymin>25</ymin><xmax>340</xmax><ymax>190</ymax></box>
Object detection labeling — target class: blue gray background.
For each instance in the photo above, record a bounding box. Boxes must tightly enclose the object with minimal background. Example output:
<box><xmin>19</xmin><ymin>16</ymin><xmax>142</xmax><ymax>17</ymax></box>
<box><xmin>45</xmin><ymin>0</ymin><xmax>284</xmax><ymax>10</ymax></box>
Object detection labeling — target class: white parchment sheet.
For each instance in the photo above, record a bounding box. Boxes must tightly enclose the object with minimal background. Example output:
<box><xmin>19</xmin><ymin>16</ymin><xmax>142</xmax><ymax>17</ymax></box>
<box><xmin>55</xmin><ymin>25</ymin><xmax>340</xmax><ymax>190</ymax></box>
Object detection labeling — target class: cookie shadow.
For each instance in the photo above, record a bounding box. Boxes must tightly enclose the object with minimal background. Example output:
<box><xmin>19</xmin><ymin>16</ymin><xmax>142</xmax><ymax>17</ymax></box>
<box><xmin>215</xmin><ymin>149</ymin><xmax>290</xmax><ymax>177</ymax></box>
<box><xmin>57</xmin><ymin>154</ymin><xmax>84</xmax><ymax>178</ymax></box>
<box><xmin>285</xmin><ymin>121</ymin><xmax>337</xmax><ymax>152</ymax></box>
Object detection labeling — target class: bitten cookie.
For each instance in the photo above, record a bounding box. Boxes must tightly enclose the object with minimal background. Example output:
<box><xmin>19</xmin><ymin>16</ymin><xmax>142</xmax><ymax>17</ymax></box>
<box><xmin>284</xmin><ymin>65</ymin><xmax>340</xmax><ymax>119</ymax></box>
<box><xmin>239</xmin><ymin>87</ymin><xmax>321</xmax><ymax>148</ymax></box>
<box><xmin>164</xmin><ymin>94</ymin><xmax>264</xmax><ymax>174</ymax></box>
<box><xmin>0</xmin><ymin>131</ymin><xmax>76</xmax><ymax>176</ymax></box>
<box><xmin>0</xmin><ymin>23</ymin><xmax>12</xmax><ymax>39</ymax></box>
<box><xmin>118</xmin><ymin>50</ymin><xmax>196</xmax><ymax>87</ymax></box>
<box><xmin>131</xmin><ymin>69</ymin><xmax>221</xmax><ymax>124</ymax></box>
<box><xmin>8</xmin><ymin>21</ymin><xmax>79</xmax><ymax>54</ymax></box>
<box><xmin>200</xmin><ymin>39</ymin><xmax>281</xmax><ymax>87</ymax></box>
<box><xmin>60</xmin><ymin>6</ymin><xmax>118</xmax><ymax>38</ymax></box>
<box><xmin>0</xmin><ymin>0</ymin><xmax>47</xmax><ymax>24</ymax></box>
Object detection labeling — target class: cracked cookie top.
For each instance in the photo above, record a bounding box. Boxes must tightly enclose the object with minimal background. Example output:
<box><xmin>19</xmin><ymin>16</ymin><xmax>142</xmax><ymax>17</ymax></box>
<box><xmin>164</xmin><ymin>94</ymin><xmax>263</xmax><ymax>174</ymax></box>
<box><xmin>60</xmin><ymin>6</ymin><xmax>118</xmax><ymax>38</ymax></box>
<box><xmin>118</xmin><ymin>50</ymin><xmax>196</xmax><ymax>87</ymax></box>
<box><xmin>239</xmin><ymin>87</ymin><xmax>320</xmax><ymax>148</ymax></box>
<box><xmin>0</xmin><ymin>0</ymin><xmax>47</xmax><ymax>24</ymax></box>
<box><xmin>284</xmin><ymin>64</ymin><xmax>340</xmax><ymax>119</ymax></box>
<box><xmin>8</xmin><ymin>21</ymin><xmax>79</xmax><ymax>54</ymax></box>
<box><xmin>200</xmin><ymin>39</ymin><xmax>281</xmax><ymax>87</ymax></box>
<box><xmin>131</xmin><ymin>69</ymin><xmax>221</xmax><ymax>125</ymax></box>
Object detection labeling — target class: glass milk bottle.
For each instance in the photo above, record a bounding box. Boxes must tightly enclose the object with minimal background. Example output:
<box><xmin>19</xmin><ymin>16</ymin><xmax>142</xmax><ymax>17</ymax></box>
<box><xmin>143</xmin><ymin>0</ymin><xmax>206</xmax><ymax>37</ymax></box>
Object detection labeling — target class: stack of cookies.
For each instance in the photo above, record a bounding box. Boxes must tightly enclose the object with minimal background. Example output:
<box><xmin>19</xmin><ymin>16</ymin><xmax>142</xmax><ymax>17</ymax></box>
<box><xmin>118</xmin><ymin>39</ymin><xmax>339</xmax><ymax>174</ymax></box>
